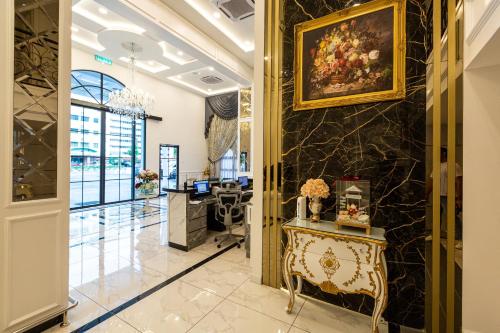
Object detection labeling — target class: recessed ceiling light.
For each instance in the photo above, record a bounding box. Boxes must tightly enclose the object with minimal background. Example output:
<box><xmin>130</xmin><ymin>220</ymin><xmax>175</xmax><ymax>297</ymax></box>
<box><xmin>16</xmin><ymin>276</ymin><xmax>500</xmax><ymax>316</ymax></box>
<box><xmin>264</xmin><ymin>56</ymin><xmax>269</xmax><ymax>61</ymax></box>
<box><xmin>213</xmin><ymin>11</ymin><xmax>221</xmax><ymax>19</ymax></box>
<box><xmin>353</xmin><ymin>3</ymin><xmax>360</xmax><ymax>6</ymax></box>
<box><xmin>208</xmin><ymin>89</ymin><xmax>212</xmax><ymax>92</ymax></box>
<box><xmin>177</xmin><ymin>51</ymin><xmax>184</xmax><ymax>56</ymax></box>
<box><xmin>98</xmin><ymin>7</ymin><xmax>108</xmax><ymax>15</ymax></box>
<box><xmin>148</xmin><ymin>60</ymin><xmax>155</xmax><ymax>65</ymax></box>
<box><xmin>177</xmin><ymin>75</ymin><xmax>182</xmax><ymax>79</ymax></box>
<box><xmin>208</xmin><ymin>67</ymin><xmax>214</xmax><ymax>71</ymax></box>
<box><xmin>71</xmin><ymin>26</ymin><xmax>79</xmax><ymax>33</ymax></box>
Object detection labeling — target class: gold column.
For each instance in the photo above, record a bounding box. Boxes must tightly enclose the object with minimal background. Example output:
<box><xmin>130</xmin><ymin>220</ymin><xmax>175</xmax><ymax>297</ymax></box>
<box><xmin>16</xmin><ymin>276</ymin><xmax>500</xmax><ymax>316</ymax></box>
<box><xmin>446</xmin><ymin>0</ymin><xmax>457</xmax><ymax>331</ymax></box>
<box><xmin>432</xmin><ymin>0</ymin><xmax>442</xmax><ymax>331</ymax></box>
<box><xmin>263</xmin><ymin>0</ymin><xmax>283</xmax><ymax>288</ymax></box>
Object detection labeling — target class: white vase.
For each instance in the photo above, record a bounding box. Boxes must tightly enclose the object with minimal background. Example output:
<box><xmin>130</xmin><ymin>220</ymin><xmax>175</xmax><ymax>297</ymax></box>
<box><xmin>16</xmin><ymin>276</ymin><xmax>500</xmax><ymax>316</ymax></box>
<box><xmin>309</xmin><ymin>197</ymin><xmax>322</xmax><ymax>223</ymax></box>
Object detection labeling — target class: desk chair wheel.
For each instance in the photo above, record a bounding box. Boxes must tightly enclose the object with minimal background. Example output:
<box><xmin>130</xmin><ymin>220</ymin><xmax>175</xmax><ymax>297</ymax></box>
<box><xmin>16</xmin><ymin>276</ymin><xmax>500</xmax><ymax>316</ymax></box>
<box><xmin>217</xmin><ymin>244</ymin><xmax>222</xmax><ymax>248</ymax></box>
<box><xmin>214</xmin><ymin>237</ymin><xmax>218</xmax><ymax>242</ymax></box>
<box><xmin>237</xmin><ymin>243</ymin><xmax>241</xmax><ymax>249</ymax></box>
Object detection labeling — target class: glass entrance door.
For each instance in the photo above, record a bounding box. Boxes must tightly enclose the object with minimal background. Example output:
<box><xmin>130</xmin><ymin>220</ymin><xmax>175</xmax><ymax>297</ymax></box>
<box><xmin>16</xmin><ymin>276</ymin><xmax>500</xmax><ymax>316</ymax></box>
<box><xmin>159</xmin><ymin>144</ymin><xmax>179</xmax><ymax>193</ymax></box>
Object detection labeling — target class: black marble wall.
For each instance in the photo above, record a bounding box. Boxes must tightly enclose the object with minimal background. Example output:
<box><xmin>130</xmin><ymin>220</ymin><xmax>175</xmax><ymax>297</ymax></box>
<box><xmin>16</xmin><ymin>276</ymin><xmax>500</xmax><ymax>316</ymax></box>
<box><xmin>281</xmin><ymin>0</ymin><xmax>428</xmax><ymax>329</ymax></box>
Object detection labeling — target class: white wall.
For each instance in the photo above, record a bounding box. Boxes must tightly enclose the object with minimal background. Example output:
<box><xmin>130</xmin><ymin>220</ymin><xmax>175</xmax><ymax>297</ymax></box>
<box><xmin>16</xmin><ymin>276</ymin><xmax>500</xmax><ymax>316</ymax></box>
<box><xmin>462</xmin><ymin>65</ymin><xmax>500</xmax><ymax>333</ymax></box>
<box><xmin>462</xmin><ymin>4</ymin><xmax>500</xmax><ymax>333</ymax></box>
<box><xmin>249</xmin><ymin>0</ymin><xmax>264</xmax><ymax>283</ymax></box>
<box><xmin>71</xmin><ymin>47</ymin><xmax>208</xmax><ymax>178</ymax></box>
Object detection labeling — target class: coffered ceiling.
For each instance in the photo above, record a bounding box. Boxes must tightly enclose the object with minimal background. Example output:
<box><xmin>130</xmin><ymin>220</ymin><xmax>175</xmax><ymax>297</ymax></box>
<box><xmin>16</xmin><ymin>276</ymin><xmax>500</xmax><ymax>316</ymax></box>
<box><xmin>71</xmin><ymin>0</ymin><xmax>253</xmax><ymax>96</ymax></box>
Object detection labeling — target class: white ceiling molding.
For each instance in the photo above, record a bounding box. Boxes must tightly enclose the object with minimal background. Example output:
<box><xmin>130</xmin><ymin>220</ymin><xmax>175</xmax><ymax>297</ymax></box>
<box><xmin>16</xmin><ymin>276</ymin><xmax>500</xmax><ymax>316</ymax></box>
<box><xmin>184</xmin><ymin>0</ymin><xmax>254</xmax><ymax>52</ymax></box>
<box><xmin>97</xmin><ymin>0</ymin><xmax>252</xmax><ymax>85</ymax></box>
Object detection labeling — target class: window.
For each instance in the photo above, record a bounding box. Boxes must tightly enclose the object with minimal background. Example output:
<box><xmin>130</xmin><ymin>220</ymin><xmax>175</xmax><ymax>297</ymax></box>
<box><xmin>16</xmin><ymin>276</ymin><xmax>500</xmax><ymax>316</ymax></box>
<box><xmin>70</xmin><ymin>70</ymin><xmax>145</xmax><ymax>209</ymax></box>
<box><xmin>220</xmin><ymin>149</ymin><xmax>236</xmax><ymax>180</ymax></box>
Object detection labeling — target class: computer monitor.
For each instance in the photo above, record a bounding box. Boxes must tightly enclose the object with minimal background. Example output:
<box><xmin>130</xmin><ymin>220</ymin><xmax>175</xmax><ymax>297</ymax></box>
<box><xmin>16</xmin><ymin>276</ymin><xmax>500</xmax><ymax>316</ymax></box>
<box><xmin>193</xmin><ymin>180</ymin><xmax>210</xmax><ymax>195</ymax></box>
<box><xmin>238</xmin><ymin>176</ymin><xmax>249</xmax><ymax>188</ymax></box>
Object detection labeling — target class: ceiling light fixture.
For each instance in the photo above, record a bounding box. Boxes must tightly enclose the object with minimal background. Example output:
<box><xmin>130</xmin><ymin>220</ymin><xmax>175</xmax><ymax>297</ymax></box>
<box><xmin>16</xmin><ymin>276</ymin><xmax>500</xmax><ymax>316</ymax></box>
<box><xmin>177</xmin><ymin>75</ymin><xmax>182</xmax><ymax>79</ymax></box>
<box><xmin>177</xmin><ymin>51</ymin><xmax>184</xmax><ymax>56</ymax></box>
<box><xmin>98</xmin><ymin>7</ymin><xmax>108</xmax><ymax>15</ymax></box>
<box><xmin>208</xmin><ymin>67</ymin><xmax>214</xmax><ymax>71</ymax></box>
<box><xmin>213</xmin><ymin>11</ymin><xmax>221</xmax><ymax>19</ymax></box>
<box><xmin>148</xmin><ymin>60</ymin><xmax>155</xmax><ymax>65</ymax></box>
<box><xmin>108</xmin><ymin>42</ymin><xmax>154</xmax><ymax>119</ymax></box>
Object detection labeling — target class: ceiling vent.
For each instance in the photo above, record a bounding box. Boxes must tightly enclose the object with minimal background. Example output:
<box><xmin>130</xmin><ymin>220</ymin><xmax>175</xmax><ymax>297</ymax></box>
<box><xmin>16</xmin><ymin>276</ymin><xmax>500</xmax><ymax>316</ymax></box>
<box><xmin>212</xmin><ymin>0</ymin><xmax>255</xmax><ymax>21</ymax></box>
<box><xmin>200</xmin><ymin>75</ymin><xmax>223</xmax><ymax>85</ymax></box>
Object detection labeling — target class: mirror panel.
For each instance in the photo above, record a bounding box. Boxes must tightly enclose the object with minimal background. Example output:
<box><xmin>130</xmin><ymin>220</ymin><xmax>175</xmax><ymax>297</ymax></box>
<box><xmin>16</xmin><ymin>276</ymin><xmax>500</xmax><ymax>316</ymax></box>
<box><xmin>13</xmin><ymin>0</ymin><xmax>59</xmax><ymax>201</ymax></box>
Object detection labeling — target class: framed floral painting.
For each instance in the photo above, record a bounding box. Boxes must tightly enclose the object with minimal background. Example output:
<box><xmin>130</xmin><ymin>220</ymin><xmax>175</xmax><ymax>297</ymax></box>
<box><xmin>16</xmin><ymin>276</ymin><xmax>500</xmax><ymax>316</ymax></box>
<box><xmin>294</xmin><ymin>0</ymin><xmax>406</xmax><ymax>110</ymax></box>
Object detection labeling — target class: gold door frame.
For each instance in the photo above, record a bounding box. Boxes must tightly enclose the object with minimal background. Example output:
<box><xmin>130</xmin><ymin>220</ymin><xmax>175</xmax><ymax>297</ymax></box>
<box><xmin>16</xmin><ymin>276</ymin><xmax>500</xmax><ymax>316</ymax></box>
<box><xmin>262</xmin><ymin>0</ymin><xmax>283</xmax><ymax>287</ymax></box>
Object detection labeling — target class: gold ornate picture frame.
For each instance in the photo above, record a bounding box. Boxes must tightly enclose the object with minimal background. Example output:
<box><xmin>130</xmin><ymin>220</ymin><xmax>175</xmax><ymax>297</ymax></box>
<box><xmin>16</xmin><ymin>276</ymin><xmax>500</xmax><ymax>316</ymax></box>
<box><xmin>294</xmin><ymin>0</ymin><xmax>406</xmax><ymax>111</ymax></box>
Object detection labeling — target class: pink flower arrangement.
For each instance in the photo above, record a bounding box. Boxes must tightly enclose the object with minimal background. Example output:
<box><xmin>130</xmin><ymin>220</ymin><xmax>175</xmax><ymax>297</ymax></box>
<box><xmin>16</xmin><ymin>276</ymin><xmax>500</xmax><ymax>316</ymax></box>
<box><xmin>300</xmin><ymin>178</ymin><xmax>330</xmax><ymax>199</ymax></box>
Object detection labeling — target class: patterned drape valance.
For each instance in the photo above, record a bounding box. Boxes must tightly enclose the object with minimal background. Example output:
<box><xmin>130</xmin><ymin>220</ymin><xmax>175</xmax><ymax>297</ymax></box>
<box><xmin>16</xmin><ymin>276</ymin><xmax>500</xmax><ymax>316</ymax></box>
<box><xmin>205</xmin><ymin>92</ymin><xmax>238</xmax><ymax>137</ymax></box>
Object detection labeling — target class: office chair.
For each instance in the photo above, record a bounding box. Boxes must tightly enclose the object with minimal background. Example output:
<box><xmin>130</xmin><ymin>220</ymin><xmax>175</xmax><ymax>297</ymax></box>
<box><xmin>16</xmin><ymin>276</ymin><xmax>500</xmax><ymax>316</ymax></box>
<box><xmin>214</xmin><ymin>188</ymin><xmax>245</xmax><ymax>248</ymax></box>
<box><xmin>221</xmin><ymin>181</ymin><xmax>239</xmax><ymax>189</ymax></box>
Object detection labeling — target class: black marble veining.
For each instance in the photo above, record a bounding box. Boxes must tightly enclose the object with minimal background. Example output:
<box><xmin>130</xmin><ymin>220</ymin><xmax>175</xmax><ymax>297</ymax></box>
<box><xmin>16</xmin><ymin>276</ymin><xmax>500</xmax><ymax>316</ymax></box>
<box><xmin>281</xmin><ymin>0</ymin><xmax>428</xmax><ymax>329</ymax></box>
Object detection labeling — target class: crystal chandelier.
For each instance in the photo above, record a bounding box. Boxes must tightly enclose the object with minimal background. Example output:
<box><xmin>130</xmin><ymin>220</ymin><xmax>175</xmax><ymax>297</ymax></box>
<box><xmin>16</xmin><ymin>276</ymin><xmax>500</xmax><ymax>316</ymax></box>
<box><xmin>108</xmin><ymin>42</ymin><xmax>154</xmax><ymax>119</ymax></box>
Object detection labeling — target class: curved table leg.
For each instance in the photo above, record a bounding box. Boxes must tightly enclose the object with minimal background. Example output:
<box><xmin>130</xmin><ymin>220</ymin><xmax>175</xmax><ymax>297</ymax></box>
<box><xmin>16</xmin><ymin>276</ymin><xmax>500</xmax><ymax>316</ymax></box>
<box><xmin>295</xmin><ymin>275</ymin><xmax>303</xmax><ymax>294</ymax></box>
<box><xmin>282</xmin><ymin>247</ymin><xmax>295</xmax><ymax>314</ymax></box>
<box><xmin>371</xmin><ymin>258</ymin><xmax>388</xmax><ymax>333</ymax></box>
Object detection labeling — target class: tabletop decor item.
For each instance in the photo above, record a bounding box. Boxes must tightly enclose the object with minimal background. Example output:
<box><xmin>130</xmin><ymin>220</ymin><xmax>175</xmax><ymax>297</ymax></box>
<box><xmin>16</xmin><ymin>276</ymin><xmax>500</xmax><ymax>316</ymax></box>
<box><xmin>336</xmin><ymin>179</ymin><xmax>371</xmax><ymax>234</ymax></box>
<box><xmin>293</xmin><ymin>0</ymin><xmax>406</xmax><ymax>110</ymax></box>
<box><xmin>300</xmin><ymin>178</ymin><xmax>330</xmax><ymax>222</ymax></box>
<box><xmin>135</xmin><ymin>169</ymin><xmax>159</xmax><ymax>212</ymax></box>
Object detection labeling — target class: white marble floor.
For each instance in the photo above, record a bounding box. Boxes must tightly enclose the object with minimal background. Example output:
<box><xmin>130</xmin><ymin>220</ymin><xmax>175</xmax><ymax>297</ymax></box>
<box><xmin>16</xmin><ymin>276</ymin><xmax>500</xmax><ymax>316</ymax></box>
<box><xmin>45</xmin><ymin>199</ymin><xmax>387</xmax><ymax>333</ymax></box>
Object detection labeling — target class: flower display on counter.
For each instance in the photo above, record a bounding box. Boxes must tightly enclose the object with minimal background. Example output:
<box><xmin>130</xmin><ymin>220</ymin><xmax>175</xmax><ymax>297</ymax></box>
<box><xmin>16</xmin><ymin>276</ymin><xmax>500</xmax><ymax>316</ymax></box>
<box><xmin>300</xmin><ymin>178</ymin><xmax>330</xmax><ymax>199</ymax></box>
<box><xmin>135</xmin><ymin>169</ymin><xmax>159</xmax><ymax>191</ymax></box>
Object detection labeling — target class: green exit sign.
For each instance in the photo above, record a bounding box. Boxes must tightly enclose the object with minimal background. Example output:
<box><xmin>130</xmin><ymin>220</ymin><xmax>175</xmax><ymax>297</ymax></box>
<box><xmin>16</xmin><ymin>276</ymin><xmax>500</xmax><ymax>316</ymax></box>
<box><xmin>94</xmin><ymin>54</ymin><xmax>112</xmax><ymax>65</ymax></box>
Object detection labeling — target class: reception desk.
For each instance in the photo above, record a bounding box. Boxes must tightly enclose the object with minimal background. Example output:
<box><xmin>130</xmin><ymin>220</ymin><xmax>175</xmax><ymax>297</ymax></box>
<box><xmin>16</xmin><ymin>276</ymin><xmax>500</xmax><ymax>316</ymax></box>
<box><xmin>163</xmin><ymin>186</ymin><xmax>253</xmax><ymax>251</ymax></box>
<box><xmin>163</xmin><ymin>187</ymin><xmax>214</xmax><ymax>251</ymax></box>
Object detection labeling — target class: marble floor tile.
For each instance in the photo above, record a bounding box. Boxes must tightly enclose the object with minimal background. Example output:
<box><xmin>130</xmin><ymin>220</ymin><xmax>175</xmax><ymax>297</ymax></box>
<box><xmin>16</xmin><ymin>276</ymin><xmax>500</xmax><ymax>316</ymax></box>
<box><xmin>69</xmin><ymin>253</ymin><xmax>133</xmax><ymax>288</ymax></box>
<box><xmin>181</xmin><ymin>257</ymin><xmax>251</xmax><ymax>297</ymax></box>
<box><xmin>293</xmin><ymin>298</ymin><xmax>389</xmax><ymax>333</ymax></box>
<box><xmin>76</xmin><ymin>264</ymin><xmax>166</xmax><ymax>310</ymax></box>
<box><xmin>141</xmin><ymin>249</ymin><xmax>207</xmax><ymax>277</ymax></box>
<box><xmin>287</xmin><ymin>326</ymin><xmax>309</xmax><ymax>333</ymax></box>
<box><xmin>228</xmin><ymin>280</ymin><xmax>305</xmax><ymax>324</ymax></box>
<box><xmin>91</xmin><ymin>233</ymin><xmax>172</xmax><ymax>265</ymax></box>
<box><xmin>188</xmin><ymin>299</ymin><xmax>291</xmax><ymax>333</ymax></box>
<box><xmin>216</xmin><ymin>245</ymin><xmax>250</xmax><ymax>265</ymax></box>
<box><xmin>43</xmin><ymin>289</ymin><xmax>107</xmax><ymax>333</ymax></box>
<box><xmin>69</xmin><ymin>243</ymin><xmax>102</xmax><ymax>265</ymax></box>
<box><xmin>118</xmin><ymin>280</ymin><xmax>223</xmax><ymax>333</ymax></box>
<box><xmin>87</xmin><ymin>316</ymin><xmax>139</xmax><ymax>333</ymax></box>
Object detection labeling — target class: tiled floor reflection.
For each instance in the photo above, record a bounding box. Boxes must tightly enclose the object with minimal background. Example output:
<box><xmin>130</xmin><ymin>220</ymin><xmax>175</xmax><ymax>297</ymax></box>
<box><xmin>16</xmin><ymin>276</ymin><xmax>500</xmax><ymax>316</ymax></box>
<box><xmin>45</xmin><ymin>198</ymin><xmax>387</xmax><ymax>333</ymax></box>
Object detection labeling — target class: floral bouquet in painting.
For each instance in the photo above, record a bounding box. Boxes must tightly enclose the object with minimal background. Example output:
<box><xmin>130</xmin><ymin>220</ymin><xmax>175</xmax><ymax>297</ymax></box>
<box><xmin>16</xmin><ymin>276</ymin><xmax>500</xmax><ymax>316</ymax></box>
<box><xmin>300</xmin><ymin>178</ymin><xmax>330</xmax><ymax>222</ymax></box>
<box><xmin>135</xmin><ymin>169</ymin><xmax>159</xmax><ymax>195</ymax></box>
<box><xmin>306</xmin><ymin>16</ymin><xmax>393</xmax><ymax>99</ymax></box>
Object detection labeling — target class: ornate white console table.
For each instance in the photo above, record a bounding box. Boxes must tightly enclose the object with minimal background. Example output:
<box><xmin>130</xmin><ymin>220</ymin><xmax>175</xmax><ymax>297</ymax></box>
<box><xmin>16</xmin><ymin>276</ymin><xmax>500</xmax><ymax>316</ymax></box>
<box><xmin>282</xmin><ymin>218</ymin><xmax>388</xmax><ymax>333</ymax></box>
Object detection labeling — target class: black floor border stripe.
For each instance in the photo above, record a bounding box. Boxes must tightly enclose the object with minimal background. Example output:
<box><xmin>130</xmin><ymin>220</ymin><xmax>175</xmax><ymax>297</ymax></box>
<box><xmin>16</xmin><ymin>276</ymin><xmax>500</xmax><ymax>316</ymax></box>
<box><xmin>70</xmin><ymin>240</ymin><xmax>243</xmax><ymax>333</ymax></box>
